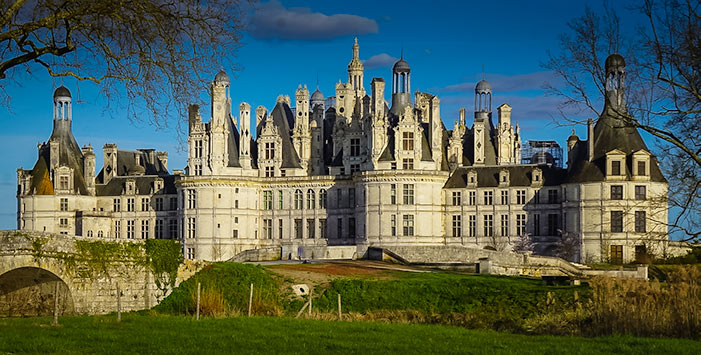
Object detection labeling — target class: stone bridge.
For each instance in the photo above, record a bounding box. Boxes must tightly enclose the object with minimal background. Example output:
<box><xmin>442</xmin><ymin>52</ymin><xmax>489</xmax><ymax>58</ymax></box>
<box><xmin>0</xmin><ymin>230</ymin><xmax>170</xmax><ymax>317</ymax></box>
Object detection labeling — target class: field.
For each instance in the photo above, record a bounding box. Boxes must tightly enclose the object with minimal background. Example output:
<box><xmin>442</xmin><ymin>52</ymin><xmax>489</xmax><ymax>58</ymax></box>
<box><xmin>1</xmin><ymin>314</ymin><xmax>699</xmax><ymax>354</ymax></box>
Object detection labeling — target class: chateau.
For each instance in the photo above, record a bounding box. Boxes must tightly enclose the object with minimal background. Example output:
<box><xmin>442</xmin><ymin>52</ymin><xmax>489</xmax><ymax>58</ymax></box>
<box><xmin>17</xmin><ymin>40</ymin><xmax>671</xmax><ymax>264</ymax></box>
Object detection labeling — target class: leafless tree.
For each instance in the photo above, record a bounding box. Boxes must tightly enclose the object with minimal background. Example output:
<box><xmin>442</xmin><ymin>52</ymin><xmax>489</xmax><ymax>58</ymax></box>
<box><xmin>512</xmin><ymin>233</ymin><xmax>535</xmax><ymax>254</ymax></box>
<box><xmin>555</xmin><ymin>230</ymin><xmax>580</xmax><ymax>262</ymax></box>
<box><xmin>0</xmin><ymin>0</ymin><xmax>249</xmax><ymax>127</ymax></box>
<box><xmin>543</xmin><ymin>0</ymin><xmax>700</xmax><ymax>241</ymax></box>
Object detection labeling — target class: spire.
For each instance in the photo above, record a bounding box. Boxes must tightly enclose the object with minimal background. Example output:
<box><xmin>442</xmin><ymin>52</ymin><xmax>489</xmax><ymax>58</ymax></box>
<box><xmin>353</xmin><ymin>37</ymin><xmax>359</xmax><ymax>59</ymax></box>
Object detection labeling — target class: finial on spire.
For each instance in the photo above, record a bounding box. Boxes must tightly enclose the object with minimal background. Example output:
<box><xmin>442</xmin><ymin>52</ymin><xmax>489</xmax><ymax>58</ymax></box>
<box><xmin>354</xmin><ymin>37</ymin><xmax>358</xmax><ymax>45</ymax></box>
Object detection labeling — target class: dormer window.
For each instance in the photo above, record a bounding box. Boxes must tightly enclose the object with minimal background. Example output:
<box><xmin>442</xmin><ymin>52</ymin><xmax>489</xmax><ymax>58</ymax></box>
<box><xmin>126</xmin><ymin>179</ymin><xmax>136</xmax><ymax>194</ymax></box>
<box><xmin>467</xmin><ymin>170</ymin><xmax>478</xmax><ymax>187</ymax></box>
<box><xmin>499</xmin><ymin>170</ymin><xmax>510</xmax><ymax>187</ymax></box>
<box><xmin>402</xmin><ymin>132</ymin><xmax>414</xmax><ymax>151</ymax></box>
<box><xmin>531</xmin><ymin>168</ymin><xmax>543</xmax><ymax>186</ymax></box>
<box><xmin>154</xmin><ymin>179</ymin><xmax>164</xmax><ymax>193</ymax></box>
<box><xmin>605</xmin><ymin>149</ymin><xmax>626</xmax><ymax>180</ymax></box>
<box><xmin>632</xmin><ymin>150</ymin><xmax>651</xmax><ymax>180</ymax></box>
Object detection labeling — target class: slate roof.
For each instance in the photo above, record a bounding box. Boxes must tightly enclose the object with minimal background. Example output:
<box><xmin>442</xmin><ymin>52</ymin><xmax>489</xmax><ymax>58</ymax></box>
<box><xmin>96</xmin><ymin>175</ymin><xmax>178</xmax><ymax>196</ymax></box>
<box><xmin>566</xmin><ymin>105</ymin><xmax>666</xmax><ymax>183</ymax></box>
<box><xmin>264</xmin><ymin>102</ymin><xmax>302</xmax><ymax>169</ymax></box>
<box><xmin>444</xmin><ymin>165</ymin><xmax>566</xmax><ymax>189</ymax></box>
<box><xmin>30</xmin><ymin>120</ymin><xmax>89</xmax><ymax>195</ymax></box>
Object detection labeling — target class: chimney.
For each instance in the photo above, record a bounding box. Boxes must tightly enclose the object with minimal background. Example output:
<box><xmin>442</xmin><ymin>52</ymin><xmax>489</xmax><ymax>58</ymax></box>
<box><xmin>587</xmin><ymin>118</ymin><xmax>594</xmax><ymax>162</ymax></box>
<box><xmin>157</xmin><ymin>151</ymin><xmax>168</xmax><ymax>172</ymax></box>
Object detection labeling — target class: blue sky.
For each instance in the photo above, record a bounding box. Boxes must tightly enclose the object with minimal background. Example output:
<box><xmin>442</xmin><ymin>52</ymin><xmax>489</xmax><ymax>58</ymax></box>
<box><xmin>0</xmin><ymin>0</ymin><xmax>646</xmax><ymax>229</ymax></box>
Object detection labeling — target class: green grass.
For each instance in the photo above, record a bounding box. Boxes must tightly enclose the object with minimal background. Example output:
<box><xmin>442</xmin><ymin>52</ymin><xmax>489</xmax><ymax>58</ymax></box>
<box><xmin>154</xmin><ymin>262</ymin><xmax>281</xmax><ymax>315</ymax></box>
<box><xmin>0</xmin><ymin>314</ymin><xmax>698</xmax><ymax>354</ymax></box>
<box><xmin>310</xmin><ymin>272</ymin><xmax>588</xmax><ymax>318</ymax></box>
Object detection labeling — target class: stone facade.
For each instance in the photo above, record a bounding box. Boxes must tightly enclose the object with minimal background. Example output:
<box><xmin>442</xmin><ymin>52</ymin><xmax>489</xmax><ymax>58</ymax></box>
<box><xmin>15</xmin><ymin>41</ymin><xmax>674</xmax><ymax>264</ymax></box>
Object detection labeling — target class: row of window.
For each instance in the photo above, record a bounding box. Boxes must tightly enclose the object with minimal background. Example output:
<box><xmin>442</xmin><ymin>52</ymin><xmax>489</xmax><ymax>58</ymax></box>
<box><xmin>450</xmin><ymin>189</ymin><xmax>558</xmax><ymax>206</ymax></box>
<box><xmin>263</xmin><ymin>188</ymin><xmax>358</xmax><ymax>210</ymax></box>
<box><xmin>610</xmin><ymin>210</ymin><xmax>647</xmax><ymax>233</ymax></box>
<box><xmin>450</xmin><ymin>213</ymin><xmax>533</xmax><ymax>237</ymax></box>
<box><xmin>113</xmin><ymin>219</ymin><xmax>178</xmax><ymax>239</ymax></box>
<box><xmin>113</xmin><ymin>197</ymin><xmax>177</xmax><ymax>212</ymax></box>
<box><xmin>610</xmin><ymin>185</ymin><xmax>646</xmax><ymax>200</ymax></box>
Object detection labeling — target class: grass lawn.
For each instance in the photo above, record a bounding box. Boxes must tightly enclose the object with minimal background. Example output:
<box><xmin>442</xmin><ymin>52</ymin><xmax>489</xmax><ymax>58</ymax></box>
<box><xmin>0</xmin><ymin>314</ymin><xmax>699</xmax><ymax>354</ymax></box>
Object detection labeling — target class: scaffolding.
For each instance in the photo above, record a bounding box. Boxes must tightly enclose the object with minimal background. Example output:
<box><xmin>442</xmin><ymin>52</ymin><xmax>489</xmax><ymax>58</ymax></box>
<box><xmin>521</xmin><ymin>140</ymin><xmax>563</xmax><ymax>168</ymax></box>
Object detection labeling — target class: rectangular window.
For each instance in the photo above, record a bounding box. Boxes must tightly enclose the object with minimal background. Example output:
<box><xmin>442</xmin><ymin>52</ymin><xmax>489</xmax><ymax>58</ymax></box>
<box><xmin>155</xmin><ymin>198</ymin><xmax>163</xmax><ymax>211</ymax></box>
<box><xmin>319</xmin><ymin>219</ymin><xmax>327</xmax><ymax>239</ymax></box>
<box><xmin>187</xmin><ymin>217</ymin><xmax>196</xmax><ymax>238</ymax></box>
<box><xmin>501</xmin><ymin>215</ymin><xmax>509</xmax><ymax>237</ymax></box>
<box><xmin>402</xmin><ymin>132</ymin><xmax>414</xmax><ymax>150</ymax></box>
<box><xmin>452</xmin><ymin>191</ymin><xmax>461</xmax><ymax>206</ymax></box>
<box><xmin>517</xmin><ymin>190</ymin><xmax>526</xmax><ymax>204</ymax></box>
<box><xmin>59</xmin><ymin>218</ymin><xmax>68</xmax><ymax>227</ymax></box>
<box><xmin>610</xmin><ymin>245</ymin><xmax>623</xmax><ymax>264</ymax></box>
<box><xmin>637</xmin><ymin>161</ymin><xmax>647</xmax><ymax>176</ymax></box>
<box><xmin>319</xmin><ymin>190</ymin><xmax>327</xmax><ymax>209</ymax></box>
<box><xmin>468</xmin><ymin>215</ymin><xmax>476</xmax><ymax>237</ymax></box>
<box><xmin>263</xmin><ymin>219</ymin><xmax>273</xmax><ymax>239</ymax></box>
<box><xmin>349</xmin><ymin>188</ymin><xmax>355</xmax><ymax>208</ymax></box>
<box><xmin>295</xmin><ymin>219</ymin><xmax>303</xmax><ymax>239</ymax></box>
<box><xmin>350</xmin><ymin>164</ymin><xmax>360</xmax><ymax>174</ymax></box>
<box><xmin>307</xmin><ymin>219</ymin><xmax>315</xmax><ymax>239</ymax></box>
<box><xmin>265</xmin><ymin>166</ymin><xmax>274</xmax><ymax>177</ymax></box>
<box><xmin>265</xmin><ymin>142</ymin><xmax>275</xmax><ymax>160</ymax></box>
<box><xmin>278</xmin><ymin>219</ymin><xmax>283</xmax><ymax>239</ymax></box>
<box><xmin>263</xmin><ymin>190</ymin><xmax>273</xmax><ymax>210</ymax></box>
<box><xmin>349</xmin><ymin>218</ymin><xmax>356</xmax><ymax>238</ymax></box>
<box><xmin>141</xmin><ymin>220</ymin><xmax>149</xmax><ymax>239</ymax></box>
<box><xmin>280</xmin><ymin>169</ymin><xmax>286</xmax><ymax>177</ymax></box>
<box><xmin>127</xmin><ymin>198</ymin><xmax>135</xmax><ymax>212</ymax></box>
<box><xmin>390</xmin><ymin>184</ymin><xmax>397</xmax><ymax>205</ymax></box>
<box><xmin>127</xmin><ymin>220</ymin><xmax>135</xmax><ymax>239</ymax></box>
<box><xmin>635</xmin><ymin>185</ymin><xmax>646</xmax><ymax>200</ymax></box>
<box><xmin>534</xmin><ymin>214</ymin><xmax>541</xmax><ymax>236</ymax></box>
<box><xmin>534</xmin><ymin>190</ymin><xmax>540</xmax><ymax>204</ymax></box>
<box><xmin>611</xmin><ymin>185</ymin><xmax>623</xmax><ymax>200</ymax></box>
<box><xmin>194</xmin><ymin>164</ymin><xmax>202</xmax><ymax>176</ymax></box>
<box><xmin>114</xmin><ymin>198</ymin><xmax>121</xmax><ymax>212</ymax></box>
<box><xmin>59</xmin><ymin>176</ymin><xmax>69</xmax><ymax>190</ymax></box>
<box><xmin>60</xmin><ymin>198</ymin><xmax>68</xmax><ymax>212</ymax></box>
<box><xmin>548</xmin><ymin>190</ymin><xmax>558</xmax><ymax>204</ymax></box>
<box><xmin>402</xmin><ymin>215</ymin><xmax>414</xmax><ymax>236</ymax></box>
<box><xmin>468</xmin><ymin>191</ymin><xmax>476</xmax><ymax>206</ymax></box>
<box><xmin>233</xmin><ymin>229</ymin><xmax>239</xmax><ymax>239</ymax></box>
<box><xmin>337</xmin><ymin>218</ymin><xmax>343</xmax><ymax>238</ymax></box>
<box><xmin>391</xmin><ymin>215</ymin><xmax>397</xmax><ymax>236</ymax></box>
<box><xmin>195</xmin><ymin>140</ymin><xmax>203</xmax><ymax>158</ymax></box>
<box><xmin>187</xmin><ymin>248</ymin><xmax>195</xmax><ymax>260</ymax></box>
<box><xmin>155</xmin><ymin>219</ymin><xmax>163</xmax><ymax>239</ymax></box>
<box><xmin>516</xmin><ymin>214</ymin><xmax>526</xmax><ymax>236</ymax></box>
<box><xmin>501</xmin><ymin>190</ymin><xmax>509</xmax><ymax>205</ymax></box>
<box><xmin>402</xmin><ymin>158</ymin><xmax>414</xmax><ymax>170</ymax></box>
<box><xmin>187</xmin><ymin>190</ymin><xmax>196</xmax><ymax>209</ymax></box>
<box><xmin>169</xmin><ymin>197</ymin><xmax>177</xmax><ymax>211</ymax></box>
<box><xmin>403</xmin><ymin>184</ymin><xmax>414</xmax><ymax>205</ymax></box>
<box><xmin>142</xmin><ymin>198</ymin><xmax>150</xmax><ymax>211</ymax></box>
<box><xmin>336</xmin><ymin>189</ymin><xmax>342</xmax><ymax>208</ymax></box>
<box><xmin>452</xmin><ymin>215</ymin><xmax>462</xmax><ymax>237</ymax></box>
<box><xmin>169</xmin><ymin>219</ymin><xmax>177</xmax><ymax>239</ymax></box>
<box><xmin>114</xmin><ymin>220</ymin><xmax>121</xmax><ymax>239</ymax></box>
<box><xmin>611</xmin><ymin>211</ymin><xmax>624</xmax><ymax>233</ymax></box>
<box><xmin>350</xmin><ymin>138</ymin><xmax>361</xmax><ymax>157</ymax></box>
<box><xmin>483</xmin><ymin>191</ymin><xmax>493</xmax><ymax>205</ymax></box>
<box><xmin>635</xmin><ymin>211</ymin><xmax>646</xmax><ymax>233</ymax></box>
<box><xmin>483</xmin><ymin>215</ymin><xmax>493</xmax><ymax>237</ymax></box>
<box><xmin>295</xmin><ymin>190</ymin><xmax>303</xmax><ymax>209</ymax></box>
<box><xmin>547</xmin><ymin>214</ymin><xmax>558</xmax><ymax>236</ymax></box>
<box><xmin>612</xmin><ymin>160</ymin><xmax>621</xmax><ymax>175</ymax></box>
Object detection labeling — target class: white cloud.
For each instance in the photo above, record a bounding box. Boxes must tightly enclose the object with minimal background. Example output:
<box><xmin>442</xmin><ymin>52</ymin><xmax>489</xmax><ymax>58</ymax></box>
<box><xmin>363</xmin><ymin>53</ymin><xmax>398</xmax><ymax>69</ymax></box>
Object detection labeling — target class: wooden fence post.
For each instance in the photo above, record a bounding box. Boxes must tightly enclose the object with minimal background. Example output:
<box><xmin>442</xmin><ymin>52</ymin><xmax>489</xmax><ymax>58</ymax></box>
<box><xmin>337</xmin><ymin>293</ymin><xmax>342</xmax><ymax>320</ymax></box>
<box><xmin>117</xmin><ymin>282</ymin><xmax>121</xmax><ymax>322</ymax></box>
<box><xmin>248</xmin><ymin>283</ymin><xmax>253</xmax><ymax>317</ymax></box>
<box><xmin>196</xmin><ymin>282</ymin><xmax>201</xmax><ymax>320</ymax></box>
<box><xmin>308</xmin><ymin>288</ymin><xmax>313</xmax><ymax>316</ymax></box>
<box><xmin>52</xmin><ymin>282</ymin><xmax>59</xmax><ymax>326</ymax></box>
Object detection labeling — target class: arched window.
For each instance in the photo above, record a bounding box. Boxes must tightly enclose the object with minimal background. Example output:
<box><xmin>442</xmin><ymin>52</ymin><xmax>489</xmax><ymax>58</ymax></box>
<box><xmin>319</xmin><ymin>189</ymin><xmax>327</xmax><ymax>209</ymax></box>
<box><xmin>98</xmin><ymin>231</ymin><xmax>103</xmax><ymax>238</ymax></box>
<box><xmin>295</xmin><ymin>189</ymin><xmax>303</xmax><ymax>209</ymax></box>
<box><xmin>87</xmin><ymin>230</ymin><xmax>93</xmax><ymax>237</ymax></box>
<box><xmin>307</xmin><ymin>189</ymin><xmax>316</xmax><ymax>209</ymax></box>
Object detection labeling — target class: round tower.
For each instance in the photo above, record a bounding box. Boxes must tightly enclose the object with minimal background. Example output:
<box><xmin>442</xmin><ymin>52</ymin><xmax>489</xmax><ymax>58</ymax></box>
<box><xmin>390</xmin><ymin>55</ymin><xmax>411</xmax><ymax>114</ymax></box>
<box><xmin>605</xmin><ymin>53</ymin><xmax>626</xmax><ymax>111</ymax></box>
<box><xmin>53</xmin><ymin>85</ymin><xmax>72</xmax><ymax>121</ymax></box>
<box><xmin>347</xmin><ymin>38</ymin><xmax>364</xmax><ymax>93</ymax></box>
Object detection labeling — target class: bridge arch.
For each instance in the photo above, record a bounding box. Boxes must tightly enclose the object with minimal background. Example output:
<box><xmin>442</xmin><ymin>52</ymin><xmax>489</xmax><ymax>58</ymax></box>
<box><xmin>0</xmin><ymin>267</ymin><xmax>74</xmax><ymax>317</ymax></box>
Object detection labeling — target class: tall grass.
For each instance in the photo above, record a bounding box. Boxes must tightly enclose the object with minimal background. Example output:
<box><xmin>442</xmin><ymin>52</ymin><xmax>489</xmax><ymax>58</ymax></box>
<box><xmin>588</xmin><ymin>266</ymin><xmax>700</xmax><ymax>338</ymax></box>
